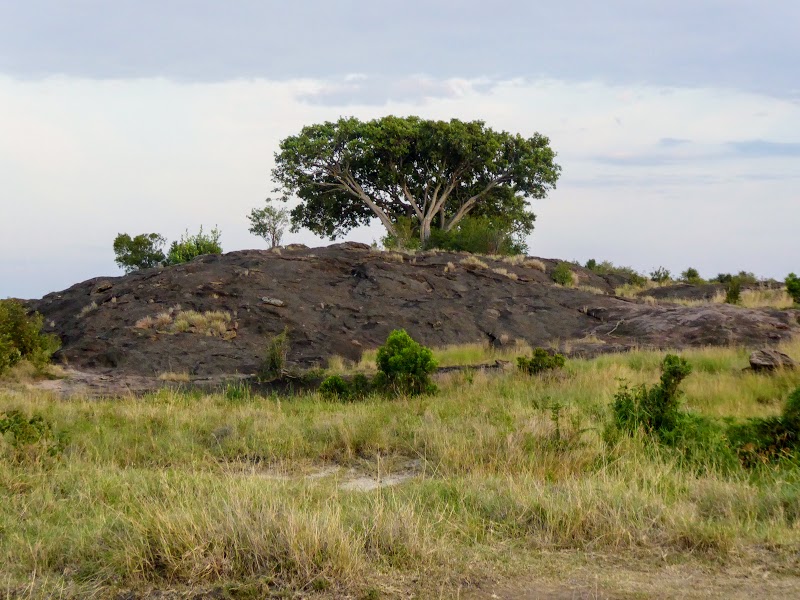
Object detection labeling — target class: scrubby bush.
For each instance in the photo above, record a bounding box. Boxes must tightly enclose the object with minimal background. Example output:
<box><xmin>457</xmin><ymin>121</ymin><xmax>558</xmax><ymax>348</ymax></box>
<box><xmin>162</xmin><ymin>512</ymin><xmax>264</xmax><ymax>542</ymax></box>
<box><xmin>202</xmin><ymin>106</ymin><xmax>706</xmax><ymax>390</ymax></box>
<box><xmin>551</xmin><ymin>262</ymin><xmax>574</xmax><ymax>286</ymax></box>
<box><xmin>584</xmin><ymin>259</ymin><xmax>647</xmax><ymax>286</ymax></box>
<box><xmin>248</xmin><ymin>199</ymin><xmax>289</xmax><ymax>248</ymax></box>
<box><xmin>258</xmin><ymin>328</ymin><xmax>289</xmax><ymax>381</ymax></box>
<box><xmin>166</xmin><ymin>226</ymin><xmax>222</xmax><ymax>265</ymax></box>
<box><xmin>517</xmin><ymin>348</ymin><xmax>565</xmax><ymax>375</ymax></box>
<box><xmin>426</xmin><ymin>215</ymin><xmax>528</xmax><ymax>256</ymax></box>
<box><xmin>613</xmin><ymin>354</ymin><xmax>692</xmax><ymax>437</ymax></box>
<box><xmin>0</xmin><ymin>300</ymin><xmax>60</xmax><ymax>374</ymax></box>
<box><xmin>113</xmin><ymin>233</ymin><xmax>166</xmax><ymax>272</ymax></box>
<box><xmin>319</xmin><ymin>373</ymin><xmax>373</xmax><ymax>401</ymax></box>
<box><xmin>585</xmin><ymin>258</ymin><xmax>598</xmax><ymax>271</ymax></box>
<box><xmin>728</xmin><ymin>387</ymin><xmax>800</xmax><ymax>466</ymax></box>
<box><xmin>374</xmin><ymin>329</ymin><xmax>437</xmax><ymax>396</ymax></box>
<box><xmin>649</xmin><ymin>266</ymin><xmax>671</xmax><ymax>283</ymax></box>
<box><xmin>0</xmin><ymin>410</ymin><xmax>64</xmax><ymax>461</ymax></box>
<box><xmin>786</xmin><ymin>273</ymin><xmax>800</xmax><ymax>304</ymax></box>
<box><xmin>725</xmin><ymin>277</ymin><xmax>742</xmax><ymax>305</ymax></box>
<box><xmin>680</xmin><ymin>267</ymin><xmax>703</xmax><ymax>284</ymax></box>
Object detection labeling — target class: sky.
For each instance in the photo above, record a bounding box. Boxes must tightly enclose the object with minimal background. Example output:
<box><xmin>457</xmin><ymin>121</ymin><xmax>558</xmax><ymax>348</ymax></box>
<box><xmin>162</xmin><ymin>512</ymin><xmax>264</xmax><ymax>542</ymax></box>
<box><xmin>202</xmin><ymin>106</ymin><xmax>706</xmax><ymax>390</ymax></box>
<box><xmin>1</xmin><ymin>0</ymin><xmax>799</xmax><ymax>299</ymax></box>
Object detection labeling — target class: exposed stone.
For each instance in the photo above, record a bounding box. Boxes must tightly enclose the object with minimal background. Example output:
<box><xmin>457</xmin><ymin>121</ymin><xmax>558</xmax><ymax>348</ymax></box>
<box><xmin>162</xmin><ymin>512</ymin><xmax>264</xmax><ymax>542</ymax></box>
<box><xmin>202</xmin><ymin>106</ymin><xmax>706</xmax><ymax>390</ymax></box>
<box><xmin>23</xmin><ymin>244</ymin><xmax>800</xmax><ymax>377</ymax></box>
<box><xmin>749</xmin><ymin>349</ymin><xmax>797</xmax><ymax>372</ymax></box>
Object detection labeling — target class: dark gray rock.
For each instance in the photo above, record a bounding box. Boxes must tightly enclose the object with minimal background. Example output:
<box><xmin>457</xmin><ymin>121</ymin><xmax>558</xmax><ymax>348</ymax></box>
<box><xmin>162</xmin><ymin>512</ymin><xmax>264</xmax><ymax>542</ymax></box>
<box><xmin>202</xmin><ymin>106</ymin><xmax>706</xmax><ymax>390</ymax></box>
<box><xmin>749</xmin><ymin>349</ymin><xmax>797</xmax><ymax>372</ymax></box>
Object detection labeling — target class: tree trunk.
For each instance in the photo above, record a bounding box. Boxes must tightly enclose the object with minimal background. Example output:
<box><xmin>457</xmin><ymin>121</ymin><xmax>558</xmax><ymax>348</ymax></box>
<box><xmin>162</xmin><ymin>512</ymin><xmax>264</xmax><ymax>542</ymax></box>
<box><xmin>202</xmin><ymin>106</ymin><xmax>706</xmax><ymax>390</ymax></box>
<box><xmin>420</xmin><ymin>218</ymin><xmax>432</xmax><ymax>246</ymax></box>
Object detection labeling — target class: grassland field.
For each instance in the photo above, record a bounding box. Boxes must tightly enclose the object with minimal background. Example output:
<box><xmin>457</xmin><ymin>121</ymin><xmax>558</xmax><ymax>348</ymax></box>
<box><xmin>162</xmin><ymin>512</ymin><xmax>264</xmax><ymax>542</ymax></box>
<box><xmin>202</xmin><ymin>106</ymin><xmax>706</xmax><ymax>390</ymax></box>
<box><xmin>2</xmin><ymin>337</ymin><xmax>800</xmax><ymax>598</ymax></box>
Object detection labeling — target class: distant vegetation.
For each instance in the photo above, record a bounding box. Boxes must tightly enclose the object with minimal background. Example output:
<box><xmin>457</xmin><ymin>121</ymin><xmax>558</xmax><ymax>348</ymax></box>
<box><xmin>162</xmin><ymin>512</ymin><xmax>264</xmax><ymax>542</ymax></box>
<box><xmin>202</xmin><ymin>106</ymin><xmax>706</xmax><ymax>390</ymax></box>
<box><xmin>0</xmin><ymin>299</ymin><xmax>60</xmax><ymax>375</ymax></box>
<box><xmin>113</xmin><ymin>226</ymin><xmax>222</xmax><ymax>272</ymax></box>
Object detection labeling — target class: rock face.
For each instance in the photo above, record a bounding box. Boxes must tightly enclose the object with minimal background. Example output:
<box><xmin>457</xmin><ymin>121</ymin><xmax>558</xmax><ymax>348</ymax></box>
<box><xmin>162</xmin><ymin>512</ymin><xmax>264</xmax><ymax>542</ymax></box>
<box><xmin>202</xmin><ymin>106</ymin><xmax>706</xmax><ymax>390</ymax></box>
<box><xmin>26</xmin><ymin>244</ymin><xmax>800</xmax><ymax>377</ymax></box>
<box><xmin>749</xmin><ymin>349</ymin><xmax>797</xmax><ymax>372</ymax></box>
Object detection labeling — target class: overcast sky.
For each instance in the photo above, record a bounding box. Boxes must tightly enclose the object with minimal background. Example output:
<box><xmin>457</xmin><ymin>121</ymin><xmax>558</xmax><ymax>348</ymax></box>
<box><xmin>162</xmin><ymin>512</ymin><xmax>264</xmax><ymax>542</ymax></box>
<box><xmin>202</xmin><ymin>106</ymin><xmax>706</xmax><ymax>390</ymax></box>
<box><xmin>1</xmin><ymin>1</ymin><xmax>798</xmax><ymax>299</ymax></box>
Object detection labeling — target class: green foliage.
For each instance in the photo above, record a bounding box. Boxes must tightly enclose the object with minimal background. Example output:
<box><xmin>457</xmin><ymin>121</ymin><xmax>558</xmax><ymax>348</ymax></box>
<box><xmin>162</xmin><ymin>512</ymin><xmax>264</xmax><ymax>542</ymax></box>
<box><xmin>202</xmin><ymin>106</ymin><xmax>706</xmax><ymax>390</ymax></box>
<box><xmin>725</xmin><ymin>277</ymin><xmax>742</xmax><ymax>305</ymax></box>
<box><xmin>680</xmin><ymin>267</ymin><xmax>702</xmax><ymax>284</ymax></box>
<box><xmin>517</xmin><ymin>348</ymin><xmax>566</xmax><ymax>375</ymax></box>
<box><xmin>113</xmin><ymin>233</ymin><xmax>166</xmax><ymax>272</ymax></box>
<box><xmin>0</xmin><ymin>410</ymin><xmax>63</xmax><ymax>460</ymax></box>
<box><xmin>258</xmin><ymin>328</ymin><xmax>289</xmax><ymax>382</ymax></box>
<box><xmin>584</xmin><ymin>259</ymin><xmax>646</xmax><ymax>285</ymax></box>
<box><xmin>649</xmin><ymin>266</ymin><xmax>671</xmax><ymax>283</ymax></box>
<box><xmin>319</xmin><ymin>374</ymin><xmax>372</xmax><ymax>401</ymax></box>
<box><xmin>727</xmin><ymin>387</ymin><xmax>800</xmax><ymax>466</ymax></box>
<box><xmin>584</xmin><ymin>258</ymin><xmax>597</xmax><ymax>271</ymax></box>
<box><xmin>426</xmin><ymin>215</ymin><xmax>529</xmax><ymax>255</ymax></box>
<box><xmin>613</xmin><ymin>354</ymin><xmax>692</xmax><ymax>437</ymax></box>
<box><xmin>374</xmin><ymin>329</ymin><xmax>437</xmax><ymax>396</ymax></box>
<box><xmin>0</xmin><ymin>300</ymin><xmax>60</xmax><ymax>374</ymax></box>
<box><xmin>786</xmin><ymin>273</ymin><xmax>800</xmax><ymax>304</ymax></box>
<box><xmin>272</xmin><ymin>116</ymin><xmax>560</xmax><ymax>245</ymax></box>
<box><xmin>551</xmin><ymin>262</ymin><xmax>573</xmax><ymax>286</ymax></box>
<box><xmin>248</xmin><ymin>198</ymin><xmax>290</xmax><ymax>248</ymax></box>
<box><xmin>166</xmin><ymin>226</ymin><xmax>222</xmax><ymax>265</ymax></box>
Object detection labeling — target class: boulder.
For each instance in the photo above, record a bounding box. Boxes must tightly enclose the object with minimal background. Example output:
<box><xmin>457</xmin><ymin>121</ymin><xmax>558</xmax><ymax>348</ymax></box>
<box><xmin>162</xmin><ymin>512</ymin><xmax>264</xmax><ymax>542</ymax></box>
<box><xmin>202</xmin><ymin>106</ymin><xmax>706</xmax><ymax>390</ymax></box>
<box><xmin>749</xmin><ymin>349</ymin><xmax>797</xmax><ymax>372</ymax></box>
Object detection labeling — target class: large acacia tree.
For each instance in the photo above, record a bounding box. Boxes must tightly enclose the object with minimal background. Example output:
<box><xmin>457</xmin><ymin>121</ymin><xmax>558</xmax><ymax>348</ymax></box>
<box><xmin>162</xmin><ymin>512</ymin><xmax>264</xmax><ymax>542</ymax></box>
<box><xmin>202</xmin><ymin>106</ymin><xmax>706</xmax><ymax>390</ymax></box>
<box><xmin>272</xmin><ymin>116</ymin><xmax>561</xmax><ymax>246</ymax></box>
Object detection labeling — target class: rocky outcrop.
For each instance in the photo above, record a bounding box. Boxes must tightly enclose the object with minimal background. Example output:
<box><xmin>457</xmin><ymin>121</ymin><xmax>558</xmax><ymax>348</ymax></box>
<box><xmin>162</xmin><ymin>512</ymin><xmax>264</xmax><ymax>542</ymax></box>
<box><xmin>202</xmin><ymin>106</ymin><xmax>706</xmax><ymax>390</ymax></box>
<box><xmin>749</xmin><ymin>349</ymin><xmax>797</xmax><ymax>372</ymax></box>
<box><xmin>26</xmin><ymin>244</ymin><xmax>799</xmax><ymax>377</ymax></box>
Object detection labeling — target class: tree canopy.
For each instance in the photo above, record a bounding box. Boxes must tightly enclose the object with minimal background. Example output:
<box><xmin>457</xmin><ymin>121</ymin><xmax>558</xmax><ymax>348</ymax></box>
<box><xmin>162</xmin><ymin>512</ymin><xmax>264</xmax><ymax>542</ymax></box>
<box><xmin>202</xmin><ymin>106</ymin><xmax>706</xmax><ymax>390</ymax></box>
<box><xmin>272</xmin><ymin>116</ymin><xmax>561</xmax><ymax>245</ymax></box>
<box><xmin>113</xmin><ymin>233</ymin><xmax>166</xmax><ymax>273</ymax></box>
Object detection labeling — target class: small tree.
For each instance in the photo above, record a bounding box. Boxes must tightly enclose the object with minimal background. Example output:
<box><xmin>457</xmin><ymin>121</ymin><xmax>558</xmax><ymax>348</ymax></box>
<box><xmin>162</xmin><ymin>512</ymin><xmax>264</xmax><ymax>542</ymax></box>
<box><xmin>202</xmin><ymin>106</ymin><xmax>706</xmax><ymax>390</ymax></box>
<box><xmin>166</xmin><ymin>226</ymin><xmax>222</xmax><ymax>265</ymax></box>
<box><xmin>680</xmin><ymin>267</ymin><xmax>702</xmax><ymax>284</ymax></box>
<box><xmin>248</xmin><ymin>198</ymin><xmax>289</xmax><ymax>248</ymax></box>
<box><xmin>113</xmin><ymin>233</ymin><xmax>166</xmax><ymax>273</ymax></box>
<box><xmin>786</xmin><ymin>273</ymin><xmax>800</xmax><ymax>305</ymax></box>
<box><xmin>374</xmin><ymin>329</ymin><xmax>437</xmax><ymax>396</ymax></box>
<box><xmin>0</xmin><ymin>300</ymin><xmax>60</xmax><ymax>374</ymax></box>
<box><xmin>649</xmin><ymin>267</ymin><xmax>671</xmax><ymax>283</ymax></box>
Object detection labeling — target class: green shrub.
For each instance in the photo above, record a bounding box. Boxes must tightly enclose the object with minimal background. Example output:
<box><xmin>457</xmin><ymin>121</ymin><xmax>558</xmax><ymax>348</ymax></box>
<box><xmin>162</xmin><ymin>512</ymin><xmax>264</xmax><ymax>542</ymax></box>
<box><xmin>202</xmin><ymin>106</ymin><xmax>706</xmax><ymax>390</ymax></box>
<box><xmin>517</xmin><ymin>348</ymin><xmax>565</xmax><ymax>375</ymax></box>
<box><xmin>0</xmin><ymin>300</ymin><xmax>61</xmax><ymax>374</ymax></box>
<box><xmin>680</xmin><ymin>267</ymin><xmax>702</xmax><ymax>284</ymax></box>
<box><xmin>585</xmin><ymin>258</ymin><xmax>598</xmax><ymax>271</ymax></box>
<box><xmin>166</xmin><ymin>226</ymin><xmax>222</xmax><ymax>265</ymax></box>
<box><xmin>786</xmin><ymin>273</ymin><xmax>800</xmax><ymax>304</ymax></box>
<box><xmin>426</xmin><ymin>215</ymin><xmax>528</xmax><ymax>256</ymax></box>
<box><xmin>320</xmin><ymin>373</ymin><xmax>373</xmax><ymax>401</ymax></box>
<box><xmin>112</xmin><ymin>232</ymin><xmax>166</xmax><ymax>272</ymax></box>
<box><xmin>551</xmin><ymin>262</ymin><xmax>574</xmax><ymax>286</ymax></box>
<box><xmin>0</xmin><ymin>410</ymin><xmax>64</xmax><ymax>460</ymax></box>
<box><xmin>319</xmin><ymin>375</ymin><xmax>351</xmax><ymax>399</ymax></box>
<box><xmin>649</xmin><ymin>266</ymin><xmax>671</xmax><ymax>283</ymax></box>
<box><xmin>258</xmin><ymin>328</ymin><xmax>289</xmax><ymax>381</ymax></box>
<box><xmin>727</xmin><ymin>387</ymin><xmax>800</xmax><ymax>466</ymax></box>
<box><xmin>725</xmin><ymin>277</ymin><xmax>742</xmax><ymax>305</ymax></box>
<box><xmin>374</xmin><ymin>329</ymin><xmax>437</xmax><ymax>396</ymax></box>
<box><xmin>612</xmin><ymin>354</ymin><xmax>692</xmax><ymax>437</ymax></box>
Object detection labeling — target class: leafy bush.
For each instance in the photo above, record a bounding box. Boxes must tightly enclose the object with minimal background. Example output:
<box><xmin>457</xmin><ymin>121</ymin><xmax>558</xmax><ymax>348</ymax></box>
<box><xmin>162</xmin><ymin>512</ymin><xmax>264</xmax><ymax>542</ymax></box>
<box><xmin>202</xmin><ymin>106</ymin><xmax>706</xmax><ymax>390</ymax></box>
<box><xmin>0</xmin><ymin>410</ymin><xmax>64</xmax><ymax>460</ymax></box>
<box><xmin>551</xmin><ymin>262</ymin><xmax>574</xmax><ymax>286</ymax></box>
<box><xmin>248</xmin><ymin>198</ymin><xmax>289</xmax><ymax>248</ymax></box>
<box><xmin>649</xmin><ymin>266</ymin><xmax>671</xmax><ymax>283</ymax></box>
<box><xmin>727</xmin><ymin>387</ymin><xmax>800</xmax><ymax>466</ymax></box>
<box><xmin>725</xmin><ymin>277</ymin><xmax>742</xmax><ymax>305</ymax></box>
<box><xmin>786</xmin><ymin>273</ymin><xmax>800</xmax><ymax>304</ymax></box>
<box><xmin>319</xmin><ymin>375</ymin><xmax>350</xmax><ymax>399</ymax></box>
<box><xmin>426</xmin><ymin>215</ymin><xmax>528</xmax><ymax>256</ymax></box>
<box><xmin>374</xmin><ymin>329</ymin><xmax>437</xmax><ymax>396</ymax></box>
<box><xmin>113</xmin><ymin>233</ymin><xmax>166</xmax><ymax>272</ymax></box>
<box><xmin>517</xmin><ymin>348</ymin><xmax>566</xmax><ymax>375</ymax></box>
<box><xmin>319</xmin><ymin>374</ymin><xmax>373</xmax><ymax>401</ymax></box>
<box><xmin>0</xmin><ymin>300</ymin><xmax>60</xmax><ymax>374</ymax></box>
<box><xmin>166</xmin><ymin>226</ymin><xmax>222</xmax><ymax>265</ymax></box>
<box><xmin>680</xmin><ymin>267</ymin><xmax>702</xmax><ymax>284</ymax></box>
<box><xmin>613</xmin><ymin>354</ymin><xmax>692</xmax><ymax>437</ymax></box>
<box><xmin>584</xmin><ymin>258</ymin><xmax>598</xmax><ymax>271</ymax></box>
<box><xmin>258</xmin><ymin>328</ymin><xmax>289</xmax><ymax>381</ymax></box>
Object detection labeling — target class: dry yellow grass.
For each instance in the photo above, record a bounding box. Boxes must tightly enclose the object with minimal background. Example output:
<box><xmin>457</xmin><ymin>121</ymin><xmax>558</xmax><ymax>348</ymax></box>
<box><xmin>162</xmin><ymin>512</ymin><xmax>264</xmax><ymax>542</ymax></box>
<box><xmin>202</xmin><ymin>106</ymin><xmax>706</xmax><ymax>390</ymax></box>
<box><xmin>157</xmin><ymin>371</ymin><xmax>191</xmax><ymax>382</ymax></box>
<box><xmin>521</xmin><ymin>258</ymin><xmax>546</xmax><ymax>271</ymax></box>
<box><xmin>492</xmin><ymin>267</ymin><xmax>519</xmax><ymax>280</ymax></box>
<box><xmin>136</xmin><ymin>307</ymin><xmax>234</xmax><ymax>337</ymax></box>
<box><xmin>460</xmin><ymin>256</ymin><xmax>489</xmax><ymax>270</ymax></box>
<box><xmin>577</xmin><ymin>284</ymin><xmax>607</xmax><ymax>295</ymax></box>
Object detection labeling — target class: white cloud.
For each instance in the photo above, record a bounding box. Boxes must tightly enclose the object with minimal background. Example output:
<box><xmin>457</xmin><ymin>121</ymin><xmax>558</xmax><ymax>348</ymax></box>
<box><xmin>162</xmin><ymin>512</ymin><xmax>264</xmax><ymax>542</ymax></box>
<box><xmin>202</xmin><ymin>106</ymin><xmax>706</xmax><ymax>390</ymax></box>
<box><xmin>1</xmin><ymin>75</ymin><xmax>798</xmax><ymax>298</ymax></box>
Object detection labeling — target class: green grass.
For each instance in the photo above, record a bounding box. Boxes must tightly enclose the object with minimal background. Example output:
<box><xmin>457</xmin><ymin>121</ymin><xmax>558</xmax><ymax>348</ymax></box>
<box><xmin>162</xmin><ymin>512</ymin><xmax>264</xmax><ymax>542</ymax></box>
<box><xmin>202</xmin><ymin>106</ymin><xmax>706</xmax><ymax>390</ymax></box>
<box><xmin>2</xmin><ymin>338</ymin><xmax>800</xmax><ymax>597</ymax></box>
